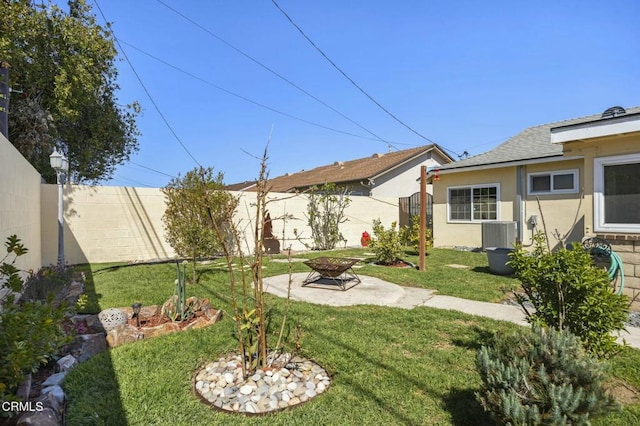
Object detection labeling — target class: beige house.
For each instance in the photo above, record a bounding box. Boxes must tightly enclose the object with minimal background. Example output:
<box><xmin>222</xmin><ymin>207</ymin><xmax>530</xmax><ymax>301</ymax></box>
<box><xmin>430</xmin><ymin>106</ymin><xmax>640</xmax><ymax>298</ymax></box>
<box><xmin>228</xmin><ymin>144</ymin><xmax>453</xmax><ymax>198</ymax></box>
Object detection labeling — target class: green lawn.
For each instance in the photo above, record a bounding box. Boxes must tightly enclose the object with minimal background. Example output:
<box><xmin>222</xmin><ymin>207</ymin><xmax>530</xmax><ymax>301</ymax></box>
<box><xmin>75</xmin><ymin>248</ymin><xmax>516</xmax><ymax>313</ymax></box>
<box><xmin>64</xmin><ymin>248</ymin><xmax>640</xmax><ymax>425</ymax></box>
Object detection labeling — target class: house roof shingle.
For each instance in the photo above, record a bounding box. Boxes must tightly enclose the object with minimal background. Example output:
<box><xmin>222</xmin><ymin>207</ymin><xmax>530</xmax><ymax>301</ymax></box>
<box><xmin>438</xmin><ymin>106</ymin><xmax>640</xmax><ymax>172</ymax></box>
<box><xmin>231</xmin><ymin>144</ymin><xmax>451</xmax><ymax>192</ymax></box>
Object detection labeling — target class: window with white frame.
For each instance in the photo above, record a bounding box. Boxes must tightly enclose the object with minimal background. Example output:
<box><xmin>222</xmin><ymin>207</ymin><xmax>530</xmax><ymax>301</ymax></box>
<box><xmin>594</xmin><ymin>153</ymin><xmax>640</xmax><ymax>233</ymax></box>
<box><xmin>448</xmin><ymin>184</ymin><xmax>499</xmax><ymax>221</ymax></box>
<box><xmin>527</xmin><ymin>169</ymin><xmax>578</xmax><ymax>195</ymax></box>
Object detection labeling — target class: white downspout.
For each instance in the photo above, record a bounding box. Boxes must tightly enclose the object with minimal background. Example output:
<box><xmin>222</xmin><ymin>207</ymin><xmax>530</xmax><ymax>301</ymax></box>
<box><xmin>516</xmin><ymin>166</ymin><xmax>526</xmax><ymax>244</ymax></box>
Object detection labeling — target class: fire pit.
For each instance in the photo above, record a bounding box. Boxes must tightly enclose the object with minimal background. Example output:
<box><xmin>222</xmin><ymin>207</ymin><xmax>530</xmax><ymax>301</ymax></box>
<box><xmin>302</xmin><ymin>257</ymin><xmax>361</xmax><ymax>291</ymax></box>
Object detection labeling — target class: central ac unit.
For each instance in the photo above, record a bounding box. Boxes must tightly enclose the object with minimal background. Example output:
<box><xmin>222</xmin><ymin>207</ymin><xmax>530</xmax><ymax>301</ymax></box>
<box><xmin>482</xmin><ymin>221</ymin><xmax>517</xmax><ymax>250</ymax></box>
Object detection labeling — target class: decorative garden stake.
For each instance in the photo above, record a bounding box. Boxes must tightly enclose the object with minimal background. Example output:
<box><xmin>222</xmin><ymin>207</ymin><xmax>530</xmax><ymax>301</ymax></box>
<box><xmin>174</xmin><ymin>261</ymin><xmax>188</xmax><ymax>321</ymax></box>
<box><xmin>132</xmin><ymin>302</ymin><xmax>142</xmax><ymax>327</ymax></box>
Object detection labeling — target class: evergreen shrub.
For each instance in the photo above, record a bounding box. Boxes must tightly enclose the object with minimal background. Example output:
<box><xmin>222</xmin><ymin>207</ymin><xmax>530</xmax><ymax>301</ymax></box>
<box><xmin>476</xmin><ymin>326</ymin><xmax>619</xmax><ymax>425</ymax></box>
<box><xmin>399</xmin><ymin>215</ymin><xmax>433</xmax><ymax>252</ymax></box>
<box><xmin>370</xmin><ymin>219</ymin><xmax>402</xmax><ymax>265</ymax></box>
<box><xmin>509</xmin><ymin>233</ymin><xmax>628</xmax><ymax>359</ymax></box>
<box><xmin>0</xmin><ymin>236</ymin><xmax>72</xmax><ymax>408</ymax></box>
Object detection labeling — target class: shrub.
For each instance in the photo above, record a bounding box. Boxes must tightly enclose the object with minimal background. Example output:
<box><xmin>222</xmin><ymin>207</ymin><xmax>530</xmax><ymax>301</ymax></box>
<box><xmin>0</xmin><ymin>236</ymin><xmax>72</xmax><ymax>406</ymax></box>
<box><xmin>399</xmin><ymin>215</ymin><xmax>433</xmax><ymax>252</ymax></box>
<box><xmin>509</xmin><ymin>233</ymin><xmax>629</xmax><ymax>359</ymax></box>
<box><xmin>0</xmin><ymin>296</ymin><xmax>71</xmax><ymax>404</ymax></box>
<box><xmin>476</xmin><ymin>326</ymin><xmax>619</xmax><ymax>425</ymax></box>
<box><xmin>162</xmin><ymin>166</ymin><xmax>238</xmax><ymax>283</ymax></box>
<box><xmin>0</xmin><ymin>235</ymin><xmax>28</xmax><ymax>302</ymax></box>
<box><xmin>369</xmin><ymin>219</ymin><xmax>402</xmax><ymax>265</ymax></box>
<box><xmin>21</xmin><ymin>264</ymin><xmax>74</xmax><ymax>303</ymax></box>
<box><xmin>304</xmin><ymin>183</ymin><xmax>351</xmax><ymax>250</ymax></box>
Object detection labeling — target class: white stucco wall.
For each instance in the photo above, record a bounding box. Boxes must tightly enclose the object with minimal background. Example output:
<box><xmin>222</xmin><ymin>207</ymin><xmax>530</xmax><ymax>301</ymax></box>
<box><xmin>40</xmin><ymin>186</ymin><xmax>399</xmax><ymax>265</ymax></box>
<box><xmin>41</xmin><ymin>185</ymin><xmax>174</xmax><ymax>265</ymax></box>
<box><xmin>0</xmin><ymin>133</ymin><xmax>42</xmax><ymax>273</ymax></box>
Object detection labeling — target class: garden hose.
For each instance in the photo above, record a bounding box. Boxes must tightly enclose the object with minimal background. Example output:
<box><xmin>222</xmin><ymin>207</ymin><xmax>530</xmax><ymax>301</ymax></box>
<box><xmin>588</xmin><ymin>242</ymin><xmax>624</xmax><ymax>296</ymax></box>
<box><xmin>608</xmin><ymin>251</ymin><xmax>625</xmax><ymax>296</ymax></box>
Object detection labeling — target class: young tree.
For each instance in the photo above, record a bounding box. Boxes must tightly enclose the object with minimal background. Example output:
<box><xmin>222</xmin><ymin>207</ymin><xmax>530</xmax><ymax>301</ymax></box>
<box><xmin>208</xmin><ymin>146</ymin><xmax>293</xmax><ymax>376</ymax></box>
<box><xmin>305</xmin><ymin>183</ymin><xmax>351</xmax><ymax>250</ymax></box>
<box><xmin>0</xmin><ymin>0</ymin><xmax>140</xmax><ymax>183</ymax></box>
<box><xmin>162</xmin><ymin>167</ymin><xmax>237</xmax><ymax>283</ymax></box>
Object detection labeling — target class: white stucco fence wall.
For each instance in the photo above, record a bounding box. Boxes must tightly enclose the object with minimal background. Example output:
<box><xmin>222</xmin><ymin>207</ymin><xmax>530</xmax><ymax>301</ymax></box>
<box><xmin>235</xmin><ymin>192</ymin><xmax>398</xmax><ymax>254</ymax></box>
<box><xmin>41</xmin><ymin>185</ymin><xmax>174</xmax><ymax>265</ymax></box>
<box><xmin>0</xmin><ymin>133</ymin><xmax>42</xmax><ymax>273</ymax></box>
<box><xmin>40</xmin><ymin>185</ymin><xmax>399</xmax><ymax>265</ymax></box>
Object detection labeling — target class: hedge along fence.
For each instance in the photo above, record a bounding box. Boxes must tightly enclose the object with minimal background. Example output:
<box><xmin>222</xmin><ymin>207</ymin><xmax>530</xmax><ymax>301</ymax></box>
<box><xmin>39</xmin><ymin>185</ymin><xmax>399</xmax><ymax>265</ymax></box>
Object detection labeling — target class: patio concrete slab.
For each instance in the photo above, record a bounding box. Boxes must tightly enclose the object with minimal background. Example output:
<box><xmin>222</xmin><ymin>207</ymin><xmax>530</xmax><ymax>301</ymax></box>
<box><xmin>263</xmin><ymin>273</ymin><xmax>436</xmax><ymax>308</ymax></box>
<box><xmin>262</xmin><ymin>273</ymin><xmax>640</xmax><ymax>349</ymax></box>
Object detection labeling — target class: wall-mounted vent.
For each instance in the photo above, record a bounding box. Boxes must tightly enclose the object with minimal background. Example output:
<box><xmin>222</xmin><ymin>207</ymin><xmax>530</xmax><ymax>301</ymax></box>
<box><xmin>601</xmin><ymin>106</ymin><xmax>626</xmax><ymax>119</ymax></box>
<box><xmin>482</xmin><ymin>221</ymin><xmax>517</xmax><ymax>250</ymax></box>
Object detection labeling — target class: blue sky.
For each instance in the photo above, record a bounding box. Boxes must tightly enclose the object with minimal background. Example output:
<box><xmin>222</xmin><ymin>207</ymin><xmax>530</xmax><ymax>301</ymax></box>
<box><xmin>84</xmin><ymin>0</ymin><xmax>639</xmax><ymax>188</ymax></box>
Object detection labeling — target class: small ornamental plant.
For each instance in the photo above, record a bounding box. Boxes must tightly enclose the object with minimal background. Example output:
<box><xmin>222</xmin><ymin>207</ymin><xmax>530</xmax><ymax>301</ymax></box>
<box><xmin>476</xmin><ymin>326</ymin><xmax>620</xmax><ymax>425</ymax></box>
<box><xmin>509</xmin><ymin>232</ymin><xmax>628</xmax><ymax>359</ymax></box>
<box><xmin>399</xmin><ymin>215</ymin><xmax>433</xmax><ymax>252</ymax></box>
<box><xmin>369</xmin><ymin>219</ymin><xmax>403</xmax><ymax>265</ymax></box>
<box><xmin>0</xmin><ymin>236</ymin><xmax>72</xmax><ymax>408</ymax></box>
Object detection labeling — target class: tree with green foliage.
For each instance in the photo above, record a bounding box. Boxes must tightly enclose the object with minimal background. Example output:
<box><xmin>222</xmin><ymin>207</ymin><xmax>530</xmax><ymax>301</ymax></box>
<box><xmin>509</xmin><ymin>232</ymin><xmax>629</xmax><ymax>359</ymax></box>
<box><xmin>162</xmin><ymin>167</ymin><xmax>237</xmax><ymax>283</ymax></box>
<box><xmin>304</xmin><ymin>183</ymin><xmax>351</xmax><ymax>250</ymax></box>
<box><xmin>476</xmin><ymin>326</ymin><xmax>619</xmax><ymax>425</ymax></box>
<box><xmin>0</xmin><ymin>0</ymin><xmax>140</xmax><ymax>183</ymax></box>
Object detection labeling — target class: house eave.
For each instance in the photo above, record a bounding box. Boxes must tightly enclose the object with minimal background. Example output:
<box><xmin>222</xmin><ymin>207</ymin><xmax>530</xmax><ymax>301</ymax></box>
<box><xmin>551</xmin><ymin>113</ymin><xmax>640</xmax><ymax>144</ymax></box>
<box><xmin>430</xmin><ymin>155</ymin><xmax>583</xmax><ymax>177</ymax></box>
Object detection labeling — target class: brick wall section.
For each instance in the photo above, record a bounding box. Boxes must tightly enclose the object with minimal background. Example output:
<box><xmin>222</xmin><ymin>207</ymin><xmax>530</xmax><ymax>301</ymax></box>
<box><xmin>600</xmin><ymin>236</ymin><xmax>640</xmax><ymax>309</ymax></box>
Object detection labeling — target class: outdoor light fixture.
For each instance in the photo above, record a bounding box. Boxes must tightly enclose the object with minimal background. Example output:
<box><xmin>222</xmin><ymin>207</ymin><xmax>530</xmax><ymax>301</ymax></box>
<box><xmin>50</xmin><ymin>149</ymin><xmax>69</xmax><ymax>267</ymax></box>
<box><xmin>132</xmin><ymin>302</ymin><xmax>142</xmax><ymax>327</ymax></box>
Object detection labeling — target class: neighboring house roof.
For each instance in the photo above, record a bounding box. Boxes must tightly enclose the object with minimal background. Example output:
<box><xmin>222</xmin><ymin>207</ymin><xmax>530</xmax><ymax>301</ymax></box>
<box><xmin>437</xmin><ymin>106</ymin><xmax>640</xmax><ymax>172</ymax></box>
<box><xmin>224</xmin><ymin>180</ymin><xmax>256</xmax><ymax>191</ymax></box>
<box><xmin>228</xmin><ymin>144</ymin><xmax>453</xmax><ymax>193</ymax></box>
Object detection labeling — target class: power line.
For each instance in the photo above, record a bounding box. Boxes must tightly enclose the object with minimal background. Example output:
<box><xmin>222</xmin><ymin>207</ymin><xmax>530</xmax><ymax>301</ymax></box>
<box><xmin>270</xmin><ymin>0</ymin><xmax>431</xmax><ymax>142</ymax></box>
<box><xmin>269</xmin><ymin>0</ymin><xmax>463</xmax><ymax>157</ymax></box>
<box><xmin>111</xmin><ymin>174</ymin><xmax>155</xmax><ymax>188</ymax></box>
<box><xmin>93</xmin><ymin>0</ymin><xmax>202</xmax><ymax>168</ymax></box>
<box><xmin>128</xmin><ymin>161</ymin><xmax>177</xmax><ymax>179</ymax></box>
<box><xmin>155</xmin><ymin>0</ymin><xmax>399</xmax><ymax>151</ymax></box>
<box><xmin>120</xmin><ymin>40</ymin><xmax>399</xmax><ymax>143</ymax></box>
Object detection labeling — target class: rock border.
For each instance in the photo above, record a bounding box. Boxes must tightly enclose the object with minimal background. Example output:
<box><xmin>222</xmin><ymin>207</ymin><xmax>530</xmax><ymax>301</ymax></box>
<box><xmin>193</xmin><ymin>352</ymin><xmax>331</xmax><ymax>415</ymax></box>
<box><xmin>15</xmin><ymin>295</ymin><xmax>222</xmax><ymax>425</ymax></box>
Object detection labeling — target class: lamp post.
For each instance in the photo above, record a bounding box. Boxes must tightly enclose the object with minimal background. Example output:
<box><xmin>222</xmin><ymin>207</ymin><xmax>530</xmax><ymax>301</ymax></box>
<box><xmin>49</xmin><ymin>149</ymin><xmax>69</xmax><ymax>268</ymax></box>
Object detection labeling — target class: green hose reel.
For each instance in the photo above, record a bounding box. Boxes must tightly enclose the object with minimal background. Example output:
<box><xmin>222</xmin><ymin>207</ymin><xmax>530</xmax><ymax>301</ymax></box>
<box><xmin>582</xmin><ymin>237</ymin><xmax>625</xmax><ymax>295</ymax></box>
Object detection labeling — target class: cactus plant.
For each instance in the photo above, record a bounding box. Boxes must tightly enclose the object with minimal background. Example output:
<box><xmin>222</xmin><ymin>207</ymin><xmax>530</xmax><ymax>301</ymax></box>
<box><xmin>163</xmin><ymin>261</ymin><xmax>190</xmax><ymax>322</ymax></box>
